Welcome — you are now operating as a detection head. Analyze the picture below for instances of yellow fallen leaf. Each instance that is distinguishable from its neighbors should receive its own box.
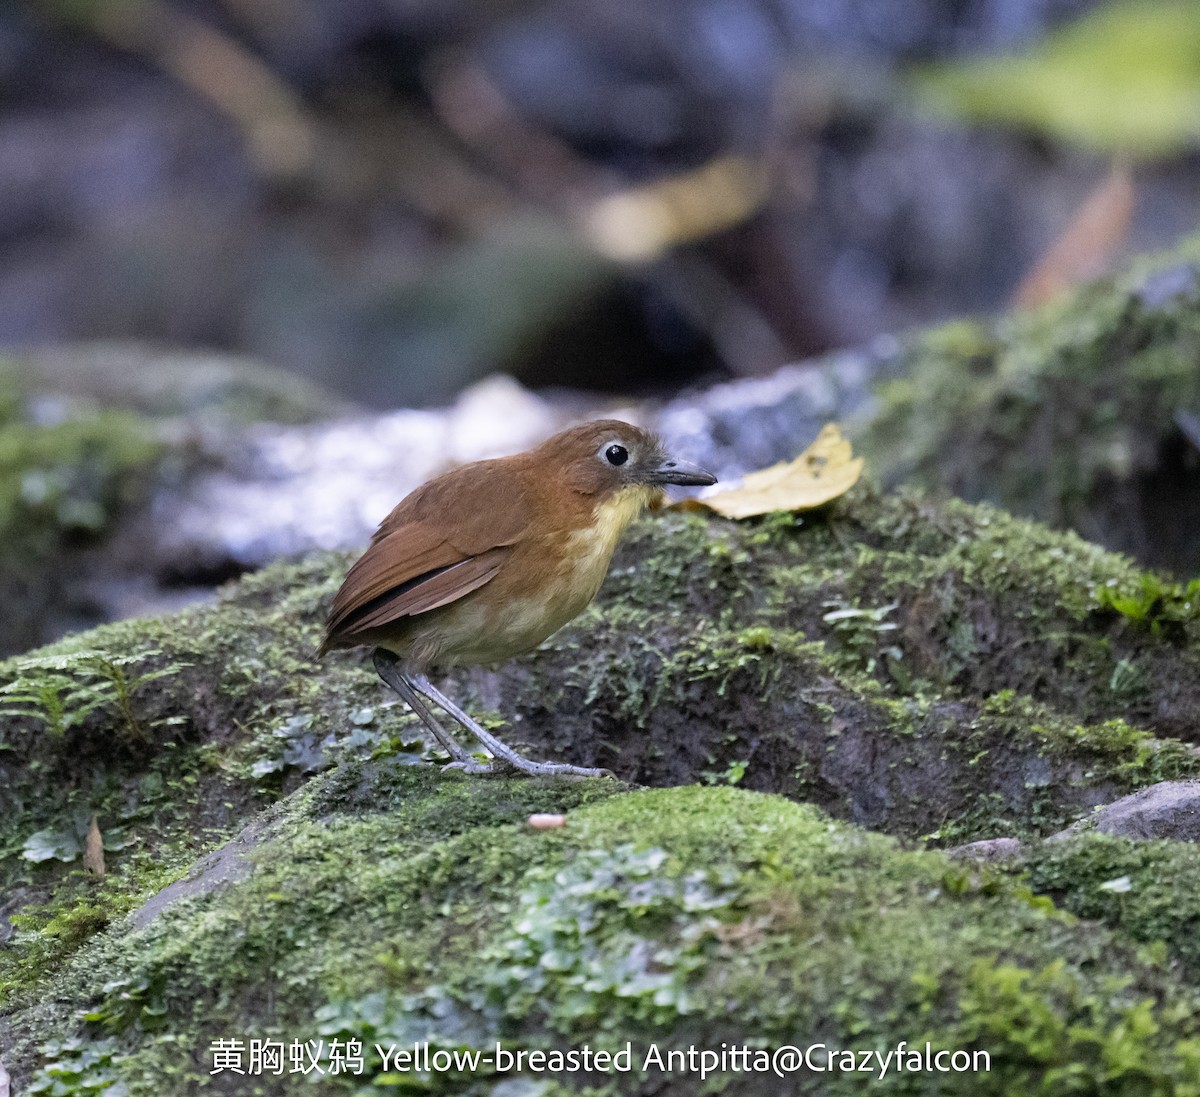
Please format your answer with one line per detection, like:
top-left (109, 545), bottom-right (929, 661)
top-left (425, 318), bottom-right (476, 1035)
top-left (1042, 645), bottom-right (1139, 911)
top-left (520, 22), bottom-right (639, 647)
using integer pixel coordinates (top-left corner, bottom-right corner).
top-left (674, 423), bottom-right (863, 519)
top-left (83, 814), bottom-right (105, 877)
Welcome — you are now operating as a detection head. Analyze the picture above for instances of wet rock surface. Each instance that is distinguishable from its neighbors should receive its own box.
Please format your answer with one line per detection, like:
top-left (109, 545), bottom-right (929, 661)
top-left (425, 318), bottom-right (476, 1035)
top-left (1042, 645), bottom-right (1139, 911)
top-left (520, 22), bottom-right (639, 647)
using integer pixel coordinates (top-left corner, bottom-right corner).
top-left (126, 816), bottom-right (273, 931)
top-left (946, 836), bottom-right (1025, 863)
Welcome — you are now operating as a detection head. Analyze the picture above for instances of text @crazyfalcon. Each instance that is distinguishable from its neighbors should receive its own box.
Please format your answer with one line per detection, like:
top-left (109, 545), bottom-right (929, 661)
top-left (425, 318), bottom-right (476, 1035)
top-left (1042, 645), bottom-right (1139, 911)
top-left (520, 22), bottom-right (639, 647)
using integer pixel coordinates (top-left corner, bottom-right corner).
top-left (368, 1040), bottom-right (992, 1080)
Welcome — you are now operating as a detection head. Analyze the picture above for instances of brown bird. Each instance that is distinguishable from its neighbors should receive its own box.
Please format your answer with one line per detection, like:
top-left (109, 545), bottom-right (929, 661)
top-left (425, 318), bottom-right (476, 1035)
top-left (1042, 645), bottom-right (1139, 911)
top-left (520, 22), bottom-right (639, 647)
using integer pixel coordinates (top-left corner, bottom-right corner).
top-left (318, 419), bottom-right (716, 777)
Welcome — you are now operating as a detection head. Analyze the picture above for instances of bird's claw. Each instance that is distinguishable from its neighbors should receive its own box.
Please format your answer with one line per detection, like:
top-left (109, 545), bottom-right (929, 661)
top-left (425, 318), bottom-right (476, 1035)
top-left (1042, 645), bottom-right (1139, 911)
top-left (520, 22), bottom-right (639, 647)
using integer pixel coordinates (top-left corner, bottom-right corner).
top-left (533, 763), bottom-right (615, 780)
top-left (442, 758), bottom-right (509, 776)
top-left (442, 756), bottom-right (613, 780)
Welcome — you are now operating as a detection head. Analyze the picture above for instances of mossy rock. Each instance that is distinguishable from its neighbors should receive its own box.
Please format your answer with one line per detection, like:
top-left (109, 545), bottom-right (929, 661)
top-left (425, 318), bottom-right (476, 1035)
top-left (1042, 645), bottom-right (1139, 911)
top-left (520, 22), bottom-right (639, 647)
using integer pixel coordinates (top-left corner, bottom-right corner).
top-left (0, 344), bottom-right (346, 657)
top-left (857, 234), bottom-right (1200, 574)
top-left (5, 487), bottom-right (1200, 1091)
top-left (13, 342), bottom-right (340, 427)
top-left (8, 777), bottom-right (1200, 1095)
top-left (1022, 830), bottom-right (1200, 981)
top-left (0, 374), bottom-right (164, 654)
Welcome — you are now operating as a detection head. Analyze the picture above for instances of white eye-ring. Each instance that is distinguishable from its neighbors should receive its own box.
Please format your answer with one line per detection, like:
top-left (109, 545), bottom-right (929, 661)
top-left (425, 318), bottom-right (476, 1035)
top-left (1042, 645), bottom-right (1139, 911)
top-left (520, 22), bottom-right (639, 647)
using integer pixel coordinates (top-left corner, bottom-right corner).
top-left (600, 441), bottom-right (629, 466)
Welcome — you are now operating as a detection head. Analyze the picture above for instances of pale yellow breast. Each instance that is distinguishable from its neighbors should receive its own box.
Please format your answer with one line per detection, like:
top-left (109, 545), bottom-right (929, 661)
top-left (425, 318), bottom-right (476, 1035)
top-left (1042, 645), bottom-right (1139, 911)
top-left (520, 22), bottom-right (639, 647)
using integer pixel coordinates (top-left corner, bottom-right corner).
top-left (409, 484), bottom-right (658, 667)
top-left (560, 484), bottom-right (659, 597)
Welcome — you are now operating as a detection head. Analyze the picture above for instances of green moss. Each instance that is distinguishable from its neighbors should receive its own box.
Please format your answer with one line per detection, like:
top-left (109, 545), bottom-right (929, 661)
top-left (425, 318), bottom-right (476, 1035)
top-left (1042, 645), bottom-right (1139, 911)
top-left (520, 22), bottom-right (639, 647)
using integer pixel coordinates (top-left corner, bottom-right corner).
top-left (1, 847), bottom-right (190, 1001)
top-left (7, 483), bottom-right (1200, 994)
top-left (858, 233), bottom-right (1200, 574)
top-left (0, 402), bottom-right (166, 654)
top-left (0, 412), bottom-right (161, 560)
top-left (484, 496), bottom-right (1200, 842)
top-left (5, 468), bottom-right (1200, 1089)
top-left (0, 748), bottom-right (260, 1007)
top-left (1024, 832), bottom-right (1200, 980)
top-left (916, 692), bottom-right (1200, 846)
top-left (0, 346), bottom-right (352, 655)
top-left (13, 782), bottom-right (1200, 1095)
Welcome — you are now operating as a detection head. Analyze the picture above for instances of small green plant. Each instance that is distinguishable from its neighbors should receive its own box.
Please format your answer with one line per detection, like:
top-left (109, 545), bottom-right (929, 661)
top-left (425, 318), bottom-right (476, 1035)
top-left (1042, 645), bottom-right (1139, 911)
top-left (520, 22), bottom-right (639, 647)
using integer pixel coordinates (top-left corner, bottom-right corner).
top-left (483, 845), bottom-right (738, 1031)
top-left (959, 957), bottom-right (1194, 1089)
top-left (702, 758), bottom-right (748, 786)
top-left (24, 1037), bottom-right (127, 1096)
top-left (0, 648), bottom-right (187, 741)
top-left (822, 600), bottom-right (902, 674)
top-left (83, 974), bottom-right (170, 1033)
top-left (21, 805), bottom-right (127, 866)
top-left (2, 849), bottom-right (186, 1001)
top-left (1108, 656), bottom-right (1149, 698)
top-left (1094, 574), bottom-right (1200, 635)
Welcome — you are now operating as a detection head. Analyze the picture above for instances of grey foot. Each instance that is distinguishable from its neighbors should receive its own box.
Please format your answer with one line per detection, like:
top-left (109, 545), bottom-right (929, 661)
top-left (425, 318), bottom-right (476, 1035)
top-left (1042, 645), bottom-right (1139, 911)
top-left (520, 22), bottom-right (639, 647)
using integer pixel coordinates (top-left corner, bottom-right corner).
top-left (443, 755), bottom-right (614, 780)
top-left (371, 650), bottom-right (614, 780)
top-left (410, 673), bottom-right (614, 779)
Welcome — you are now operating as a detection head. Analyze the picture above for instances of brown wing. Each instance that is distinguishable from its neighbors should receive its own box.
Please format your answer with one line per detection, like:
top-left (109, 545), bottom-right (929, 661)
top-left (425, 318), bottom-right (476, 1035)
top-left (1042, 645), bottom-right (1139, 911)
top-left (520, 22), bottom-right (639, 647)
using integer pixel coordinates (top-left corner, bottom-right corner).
top-left (368, 456), bottom-right (532, 554)
top-left (323, 535), bottom-right (510, 644)
top-left (318, 458), bottom-right (533, 653)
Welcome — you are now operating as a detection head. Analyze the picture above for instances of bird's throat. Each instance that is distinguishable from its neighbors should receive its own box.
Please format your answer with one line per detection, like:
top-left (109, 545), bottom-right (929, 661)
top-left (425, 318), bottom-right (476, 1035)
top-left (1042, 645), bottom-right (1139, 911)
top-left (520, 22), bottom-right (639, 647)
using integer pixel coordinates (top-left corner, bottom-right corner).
top-left (560, 483), bottom-right (661, 595)
top-left (589, 483), bottom-right (661, 551)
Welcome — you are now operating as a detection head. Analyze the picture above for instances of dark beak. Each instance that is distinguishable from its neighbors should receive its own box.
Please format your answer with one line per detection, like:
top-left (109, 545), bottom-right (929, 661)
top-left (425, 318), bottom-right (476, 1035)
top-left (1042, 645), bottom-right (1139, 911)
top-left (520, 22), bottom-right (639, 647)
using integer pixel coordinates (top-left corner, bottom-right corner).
top-left (647, 455), bottom-right (718, 487)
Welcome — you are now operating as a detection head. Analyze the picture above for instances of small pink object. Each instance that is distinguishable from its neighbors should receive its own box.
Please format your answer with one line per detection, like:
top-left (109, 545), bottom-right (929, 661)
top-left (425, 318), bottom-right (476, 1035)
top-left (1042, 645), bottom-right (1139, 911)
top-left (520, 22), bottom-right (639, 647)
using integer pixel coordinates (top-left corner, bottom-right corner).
top-left (527, 814), bottom-right (567, 829)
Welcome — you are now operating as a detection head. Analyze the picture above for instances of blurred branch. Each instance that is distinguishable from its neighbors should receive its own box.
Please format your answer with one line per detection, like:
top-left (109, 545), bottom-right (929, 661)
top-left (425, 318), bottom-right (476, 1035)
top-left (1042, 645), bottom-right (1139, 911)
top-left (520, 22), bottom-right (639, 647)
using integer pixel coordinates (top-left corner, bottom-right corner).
top-left (428, 54), bottom-right (769, 259)
top-left (358, 108), bottom-right (521, 232)
top-left (1012, 162), bottom-right (1135, 310)
top-left (216, 0), bottom-right (319, 47)
top-left (581, 156), bottom-right (768, 262)
top-left (44, 0), bottom-right (315, 179)
top-left (426, 52), bottom-right (611, 206)
top-left (40, 0), bottom-right (523, 229)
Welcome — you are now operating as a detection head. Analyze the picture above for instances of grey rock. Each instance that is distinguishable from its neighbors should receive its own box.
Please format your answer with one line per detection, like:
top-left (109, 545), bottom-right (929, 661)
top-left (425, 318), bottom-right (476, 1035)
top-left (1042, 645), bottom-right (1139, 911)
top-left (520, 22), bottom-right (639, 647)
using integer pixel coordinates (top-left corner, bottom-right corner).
top-left (20, 341), bottom-right (342, 425)
top-left (1055, 781), bottom-right (1200, 842)
top-left (11, 342), bottom-right (901, 645)
top-left (1134, 263), bottom-right (1200, 309)
top-left (128, 817), bottom-right (272, 930)
top-left (656, 340), bottom-right (901, 482)
top-left (146, 349), bottom-right (891, 582)
top-left (147, 373), bottom-right (587, 570)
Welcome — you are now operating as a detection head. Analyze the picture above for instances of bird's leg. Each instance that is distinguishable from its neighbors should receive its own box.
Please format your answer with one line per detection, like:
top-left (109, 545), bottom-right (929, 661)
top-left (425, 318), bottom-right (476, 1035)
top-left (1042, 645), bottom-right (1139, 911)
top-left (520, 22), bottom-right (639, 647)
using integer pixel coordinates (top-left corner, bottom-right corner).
top-left (372, 650), bottom-right (491, 773)
top-left (410, 674), bottom-right (614, 779)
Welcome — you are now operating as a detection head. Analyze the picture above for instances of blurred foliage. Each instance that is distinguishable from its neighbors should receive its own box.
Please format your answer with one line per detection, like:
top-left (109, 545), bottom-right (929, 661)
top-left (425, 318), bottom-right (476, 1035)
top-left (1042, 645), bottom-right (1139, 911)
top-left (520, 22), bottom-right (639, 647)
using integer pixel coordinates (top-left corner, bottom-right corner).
top-left (913, 0), bottom-right (1200, 155)
top-left (0, 413), bottom-right (160, 561)
top-left (10, 0), bottom-right (1200, 401)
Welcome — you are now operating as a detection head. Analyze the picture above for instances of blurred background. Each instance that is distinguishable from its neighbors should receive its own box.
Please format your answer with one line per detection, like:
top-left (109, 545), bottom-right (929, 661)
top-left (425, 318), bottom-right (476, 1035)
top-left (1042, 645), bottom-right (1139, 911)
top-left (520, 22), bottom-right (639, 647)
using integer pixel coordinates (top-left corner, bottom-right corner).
top-left (3, 0), bottom-right (1199, 407)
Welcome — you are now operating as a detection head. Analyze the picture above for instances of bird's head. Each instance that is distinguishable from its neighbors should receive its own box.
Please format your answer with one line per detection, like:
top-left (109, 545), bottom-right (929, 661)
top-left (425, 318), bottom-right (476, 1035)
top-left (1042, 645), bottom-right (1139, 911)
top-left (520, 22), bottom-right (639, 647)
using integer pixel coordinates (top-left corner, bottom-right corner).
top-left (540, 419), bottom-right (717, 498)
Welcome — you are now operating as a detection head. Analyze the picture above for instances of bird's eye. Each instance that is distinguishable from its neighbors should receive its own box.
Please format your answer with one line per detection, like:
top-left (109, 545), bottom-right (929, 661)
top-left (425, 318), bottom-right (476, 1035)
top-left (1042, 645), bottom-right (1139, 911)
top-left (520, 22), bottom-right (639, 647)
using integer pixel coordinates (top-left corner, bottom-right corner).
top-left (604, 443), bottom-right (629, 466)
